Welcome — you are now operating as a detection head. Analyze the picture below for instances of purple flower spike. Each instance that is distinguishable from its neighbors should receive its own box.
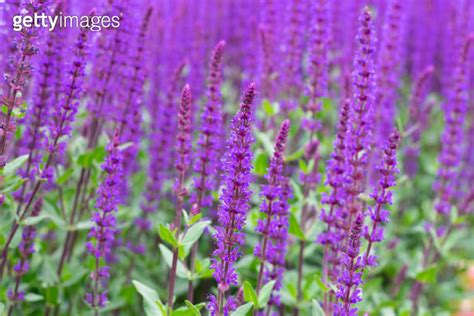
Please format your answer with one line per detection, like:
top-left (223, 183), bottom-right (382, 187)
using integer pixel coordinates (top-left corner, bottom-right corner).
top-left (307, 0), bottom-right (329, 119)
top-left (44, 27), bottom-right (89, 181)
top-left (8, 198), bottom-right (42, 312)
top-left (208, 83), bottom-right (256, 316)
top-left (86, 133), bottom-right (123, 309)
top-left (319, 100), bottom-right (350, 287)
top-left (363, 131), bottom-right (400, 268)
top-left (192, 41), bottom-right (226, 211)
top-left (335, 213), bottom-right (364, 316)
top-left (255, 120), bottom-right (291, 295)
top-left (434, 36), bottom-right (473, 216)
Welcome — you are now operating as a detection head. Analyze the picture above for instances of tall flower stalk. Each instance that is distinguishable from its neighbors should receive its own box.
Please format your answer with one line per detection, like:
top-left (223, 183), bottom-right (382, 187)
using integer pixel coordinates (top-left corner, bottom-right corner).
top-left (208, 83), bottom-right (256, 316)
top-left (7, 198), bottom-right (42, 316)
top-left (0, 0), bottom-right (48, 158)
top-left (255, 120), bottom-right (290, 299)
top-left (0, 27), bottom-right (89, 280)
top-left (188, 40), bottom-right (225, 301)
top-left (168, 85), bottom-right (192, 310)
top-left (85, 133), bottom-right (123, 313)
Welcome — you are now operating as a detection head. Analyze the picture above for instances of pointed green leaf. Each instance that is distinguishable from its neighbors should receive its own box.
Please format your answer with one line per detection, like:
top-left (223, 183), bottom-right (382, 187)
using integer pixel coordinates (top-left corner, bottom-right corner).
top-left (159, 224), bottom-right (179, 248)
top-left (289, 213), bottom-right (305, 240)
top-left (132, 280), bottom-right (164, 316)
top-left (243, 281), bottom-right (259, 307)
top-left (312, 299), bottom-right (325, 316)
top-left (230, 302), bottom-right (253, 316)
top-left (258, 280), bottom-right (276, 307)
top-left (1, 155), bottom-right (29, 176)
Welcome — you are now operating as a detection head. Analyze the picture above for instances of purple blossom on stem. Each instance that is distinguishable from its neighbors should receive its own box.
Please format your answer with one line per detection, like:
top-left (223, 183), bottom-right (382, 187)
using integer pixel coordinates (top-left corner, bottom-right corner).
top-left (433, 35), bottom-right (473, 216)
top-left (168, 84), bottom-right (192, 310)
top-left (0, 0), bottom-right (49, 158)
top-left (187, 41), bottom-right (225, 301)
top-left (319, 100), bottom-right (350, 312)
top-left (14, 28), bottom-right (62, 209)
top-left (374, 0), bottom-right (404, 139)
top-left (335, 213), bottom-right (364, 316)
top-left (7, 198), bottom-right (42, 314)
top-left (208, 83), bottom-right (256, 316)
top-left (306, 0), bottom-right (329, 129)
top-left (255, 120), bottom-right (290, 293)
top-left (45, 27), bottom-right (89, 179)
top-left (85, 133), bottom-right (123, 310)
top-left (363, 131), bottom-right (400, 268)
top-left (404, 66), bottom-right (435, 178)
top-left (334, 8), bottom-right (377, 315)
top-left (191, 40), bottom-right (225, 210)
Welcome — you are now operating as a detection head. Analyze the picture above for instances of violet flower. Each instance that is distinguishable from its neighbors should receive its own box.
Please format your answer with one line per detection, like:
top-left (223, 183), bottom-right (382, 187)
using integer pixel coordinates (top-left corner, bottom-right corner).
top-left (306, 0), bottom-right (329, 128)
top-left (168, 84), bottom-right (192, 309)
top-left (433, 35), bottom-right (472, 216)
top-left (363, 131), bottom-right (400, 268)
top-left (191, 40), bottom-right (225, 211)
top-left (7, 198), bottom-right (42, 314)
top-left (44, 27), bottom-right (89, 180)
top-left (335, 213), bottom-right (364, 315)
top-left (255, 120), bottom-right (290, 292)
top-left (0, 0), bottom-right (49, 158)
top-left (85, 133), bottom-right (123, 309)
top-left (404, 65), bottom-right (434, 178)
top-left (208, 83), bottom-right (256, 316)
top-left (14, 29), bottom-right (62, 208)
top-left (319, 100), bottom-right (350, 288)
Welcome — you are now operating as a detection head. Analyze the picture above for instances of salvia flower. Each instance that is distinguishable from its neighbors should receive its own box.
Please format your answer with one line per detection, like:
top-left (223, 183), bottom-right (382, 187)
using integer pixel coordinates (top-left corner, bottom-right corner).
top-left (363, 131), bottom-right (400, 268)
top-left (433, 35), bottom-right (472, 216)
top-left (335, 213), bottom-right (364, 315)
top-left (85, 133), bottom-right (123, 309)
top-left (404, 66), bottom-right (435, 178)
top-left (319, 100), bottom-right (350, 286)
top-left (44, 27), bottom-right (89, 180)
top-left (208, 83), bottom-right (256, 316)
top-left (306, 0), bottom-right (329, 126)
top-left (0, 0), bottom-right (49, 158)
top-left (7, 198), bottom-right (42, 313)
top-left (191, 41), bottom-right (225, 211)
top-left (255, 120), bottom-right (290, 291)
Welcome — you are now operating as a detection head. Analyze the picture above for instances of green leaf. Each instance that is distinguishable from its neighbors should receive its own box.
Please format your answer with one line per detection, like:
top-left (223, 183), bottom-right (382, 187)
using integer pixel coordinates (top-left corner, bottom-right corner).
top-left (289, 213), bottom-right (305, 240)
top-left (262, 99), bottom-right (276, 116)
top-left (118, 142), bottom-right (134, 151)
top-left (254, 152), bottom-right (269, 176)
top-left (159, 245), bottom-right (190, 279)
top-left (415, 265), bottom-right (438, 284)
top-left (132, 280), bottom-right (164, 316)
top-left (184, 300), bottom-right (202, 315)
top-left (181, 221), bottom-right (211, 246)
top-left (243, 281), bottom-right (259, 307)
top-left (24, 293), bottom-right (44, 302)
top-left (230, 302), bottom-right (253, 316)
top-left (1, 154), bottom-right (29, 176)
top-left (21, 213), bottom-right (51, 226)
top-left (313, 273), bottom-right (329, 293)
top-left (159, 224), bottom-right (179, 248)
top-left (298, 159), bottom-right (309, 174)
top-left (0, 302), bottom-right (4, 314)
top-left (312, 299), bottom-right (325, 316)
top-left (188, 213), bottom-right (202, 226)
top-left (253, 129), bottom-right (274, 156)
top-left (258, 280), bottom-right (276, 307)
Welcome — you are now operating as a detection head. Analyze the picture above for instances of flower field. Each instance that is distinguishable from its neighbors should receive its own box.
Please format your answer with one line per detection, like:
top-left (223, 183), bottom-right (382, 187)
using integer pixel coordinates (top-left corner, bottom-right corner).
top-left (0, 0), bottom-right (473, 315)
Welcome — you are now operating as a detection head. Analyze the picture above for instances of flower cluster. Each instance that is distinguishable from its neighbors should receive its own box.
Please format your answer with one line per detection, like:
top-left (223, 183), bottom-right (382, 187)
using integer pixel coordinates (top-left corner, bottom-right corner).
top-left (209, 83), bottom-right (256, 315)
top-left (191, 41), bottom-right (225, 211)
top-left (255, 120), bottom-right (290, 296)
top-left (85, 134), bottom-right (123, 309)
